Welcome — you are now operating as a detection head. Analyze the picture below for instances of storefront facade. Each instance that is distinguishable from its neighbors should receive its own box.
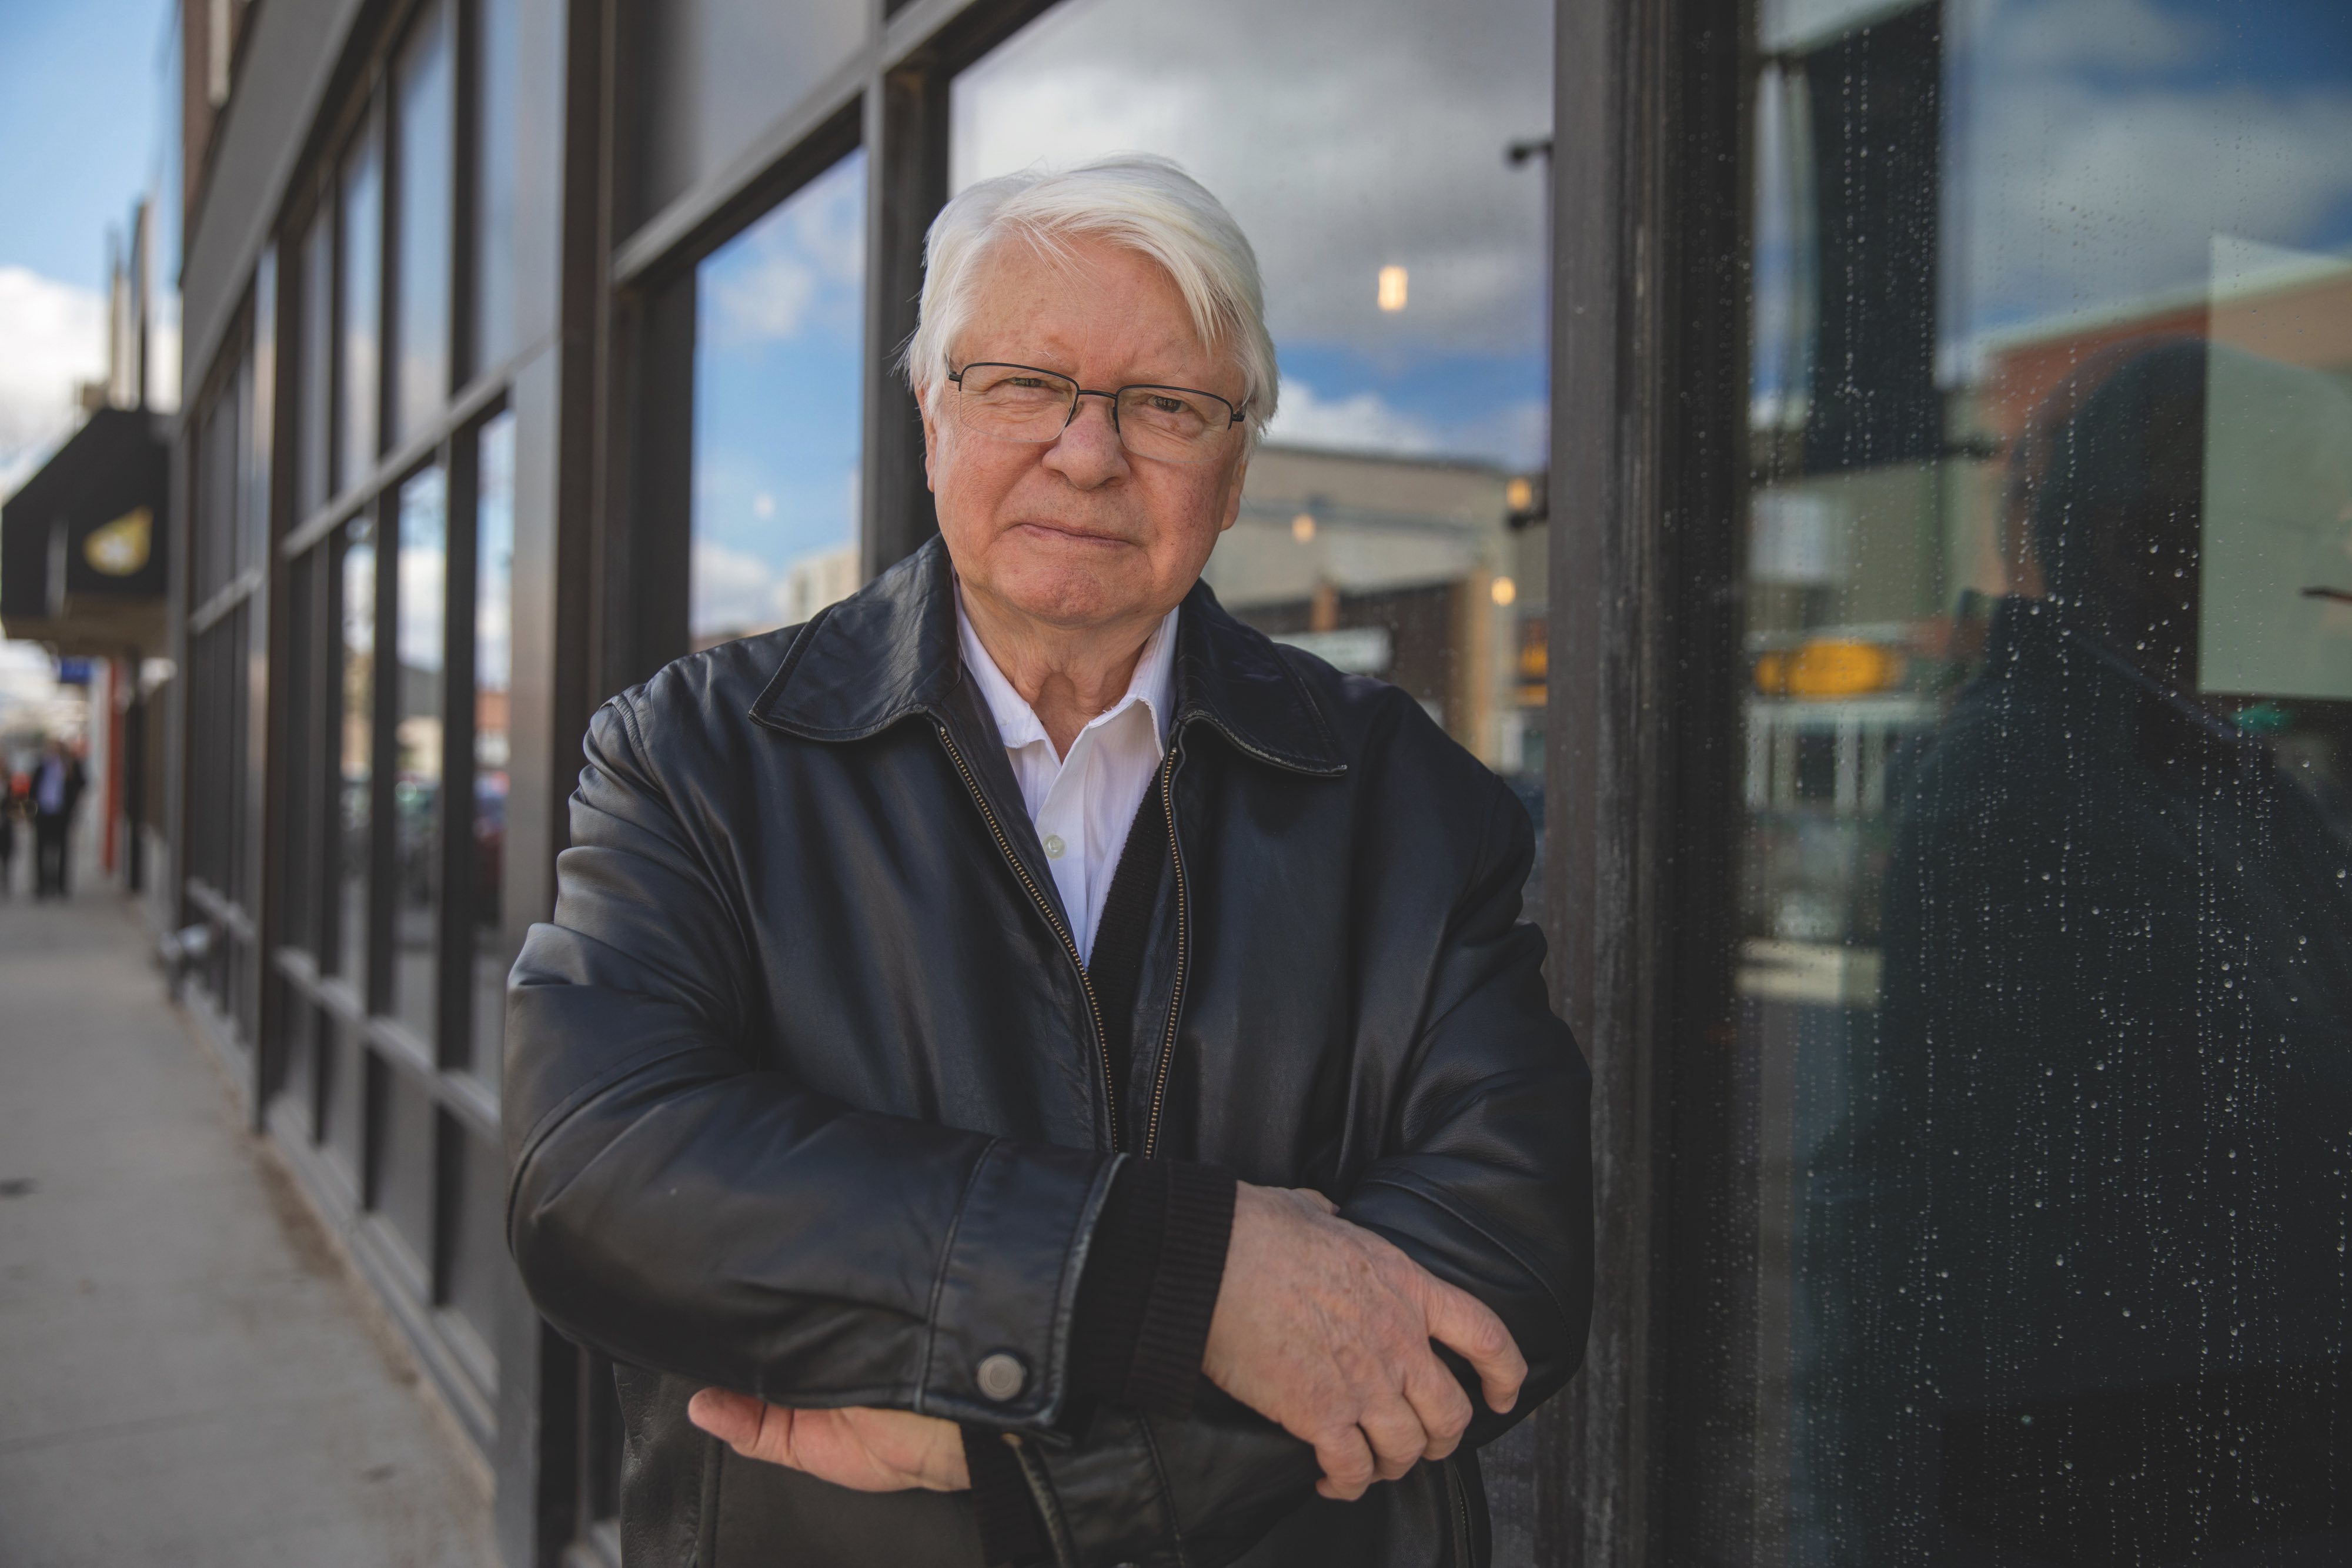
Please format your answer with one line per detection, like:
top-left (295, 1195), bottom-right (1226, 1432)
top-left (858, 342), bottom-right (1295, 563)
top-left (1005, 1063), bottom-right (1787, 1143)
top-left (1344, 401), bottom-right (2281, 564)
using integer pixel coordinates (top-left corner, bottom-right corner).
top-left (170, 0), bottom-right (2352, 1561)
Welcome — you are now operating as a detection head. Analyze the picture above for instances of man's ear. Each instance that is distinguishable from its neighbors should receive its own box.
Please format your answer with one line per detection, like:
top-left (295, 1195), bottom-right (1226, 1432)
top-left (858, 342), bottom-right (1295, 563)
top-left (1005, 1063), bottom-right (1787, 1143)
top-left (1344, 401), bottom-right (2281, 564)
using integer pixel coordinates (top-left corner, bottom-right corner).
top-left (1218, 457), bottom-right (1250, 534)
top-left (920, 393), bottom-right (940, 493)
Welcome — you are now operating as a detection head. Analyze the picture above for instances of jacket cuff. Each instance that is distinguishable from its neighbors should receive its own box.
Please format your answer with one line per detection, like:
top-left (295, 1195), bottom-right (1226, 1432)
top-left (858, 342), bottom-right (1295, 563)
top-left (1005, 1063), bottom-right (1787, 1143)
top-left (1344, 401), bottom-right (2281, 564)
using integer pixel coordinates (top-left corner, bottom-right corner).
top-left (963, 1426), bottom-right (1045, 1566)
top-left (922, 1139), bottom-right (1115, 1427)
top-left (1068, 1159), bottom-right (1237, 1418)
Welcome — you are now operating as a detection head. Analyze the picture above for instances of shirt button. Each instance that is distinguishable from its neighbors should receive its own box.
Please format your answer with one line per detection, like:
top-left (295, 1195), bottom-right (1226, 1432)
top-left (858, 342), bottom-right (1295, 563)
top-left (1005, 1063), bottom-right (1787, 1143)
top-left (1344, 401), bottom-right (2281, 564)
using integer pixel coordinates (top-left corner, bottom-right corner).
top-left (1043, 834), bottom-right (1066, 860)
top-left (977, 1352), bottom-right (1027, 1402)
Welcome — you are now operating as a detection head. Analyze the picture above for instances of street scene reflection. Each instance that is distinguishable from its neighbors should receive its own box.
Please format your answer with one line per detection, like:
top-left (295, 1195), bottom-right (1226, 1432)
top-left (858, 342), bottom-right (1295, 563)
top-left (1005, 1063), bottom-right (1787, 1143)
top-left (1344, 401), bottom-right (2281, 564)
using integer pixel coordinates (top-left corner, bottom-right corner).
top-left (1727, 0), bottom-right (2352, 1560)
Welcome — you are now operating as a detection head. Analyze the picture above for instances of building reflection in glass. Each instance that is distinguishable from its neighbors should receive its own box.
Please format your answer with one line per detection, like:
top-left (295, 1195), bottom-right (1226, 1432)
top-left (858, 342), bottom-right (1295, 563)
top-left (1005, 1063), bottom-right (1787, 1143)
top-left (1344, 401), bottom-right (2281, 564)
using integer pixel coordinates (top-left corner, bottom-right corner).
top-left (1718, 0), bottom-right (2352, 1560)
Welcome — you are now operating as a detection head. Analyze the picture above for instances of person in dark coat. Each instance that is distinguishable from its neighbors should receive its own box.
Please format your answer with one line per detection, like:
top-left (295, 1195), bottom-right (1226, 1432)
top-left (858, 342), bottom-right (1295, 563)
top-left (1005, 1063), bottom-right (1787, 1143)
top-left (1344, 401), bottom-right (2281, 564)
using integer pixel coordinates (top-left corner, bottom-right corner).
top-left (0, 768), bottom-right (25, 896)
top-left (1807, 340), bottom-right (2352, 1564)
top-left (503, 156), bottom-right (1591, 1568)
top-left (31, 739), bottom-right (88, 900)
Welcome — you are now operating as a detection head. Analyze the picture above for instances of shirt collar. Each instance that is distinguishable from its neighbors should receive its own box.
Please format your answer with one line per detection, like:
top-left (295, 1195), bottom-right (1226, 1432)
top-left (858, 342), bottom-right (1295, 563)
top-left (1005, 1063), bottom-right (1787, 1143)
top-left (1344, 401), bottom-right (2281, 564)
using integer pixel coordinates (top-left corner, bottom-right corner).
top-left (954, 584), bottom-right (1179, 758)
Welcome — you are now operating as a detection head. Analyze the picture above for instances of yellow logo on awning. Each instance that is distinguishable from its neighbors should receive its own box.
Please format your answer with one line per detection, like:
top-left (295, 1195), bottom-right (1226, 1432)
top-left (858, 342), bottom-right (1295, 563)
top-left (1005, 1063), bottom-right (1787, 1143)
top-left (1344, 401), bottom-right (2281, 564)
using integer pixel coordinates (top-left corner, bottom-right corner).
top-left (85, 507), bottom-right (152, 576)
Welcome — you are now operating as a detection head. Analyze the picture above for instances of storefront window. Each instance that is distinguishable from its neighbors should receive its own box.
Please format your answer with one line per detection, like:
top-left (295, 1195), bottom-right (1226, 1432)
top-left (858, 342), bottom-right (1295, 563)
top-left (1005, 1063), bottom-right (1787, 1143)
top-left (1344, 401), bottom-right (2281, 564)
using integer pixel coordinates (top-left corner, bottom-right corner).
top-left (391, 0), bottom-right (453, 445)
top-left (336, 516), bottom-right (376, 991)
top-left (472, 410), bottom-right (516, 1074)
top-left (689, 151), bottom-right (866, 648)
top-left (339, 123), bottom-right (383, 493)
top-left (634, 0), bottom-right (865, 217)
top-left (1695, 1), bottom-right (2352, 1559)
top-left (298, 211), bottom-right (333, 518)
top-left (952, 0), bottom-right (1553, 822)
top-left (391, 466), bottom-right (446, 1044)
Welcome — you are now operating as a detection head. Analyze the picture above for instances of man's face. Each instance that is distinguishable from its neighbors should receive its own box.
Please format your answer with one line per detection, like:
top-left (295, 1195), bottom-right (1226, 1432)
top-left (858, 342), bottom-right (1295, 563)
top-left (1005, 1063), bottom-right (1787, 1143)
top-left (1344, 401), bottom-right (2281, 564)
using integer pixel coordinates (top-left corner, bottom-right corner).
top-left (922, 235), bottom-right (1251, 634)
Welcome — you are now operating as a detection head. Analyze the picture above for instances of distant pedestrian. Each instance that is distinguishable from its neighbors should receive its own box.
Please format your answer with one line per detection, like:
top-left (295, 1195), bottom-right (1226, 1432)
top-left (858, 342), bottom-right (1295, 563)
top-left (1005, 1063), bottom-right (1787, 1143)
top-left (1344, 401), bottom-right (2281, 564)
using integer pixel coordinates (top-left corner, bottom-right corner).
top-left (31, 741), bottom-right (86, 900)
top-left (0, 769), bottom-right (25, 896)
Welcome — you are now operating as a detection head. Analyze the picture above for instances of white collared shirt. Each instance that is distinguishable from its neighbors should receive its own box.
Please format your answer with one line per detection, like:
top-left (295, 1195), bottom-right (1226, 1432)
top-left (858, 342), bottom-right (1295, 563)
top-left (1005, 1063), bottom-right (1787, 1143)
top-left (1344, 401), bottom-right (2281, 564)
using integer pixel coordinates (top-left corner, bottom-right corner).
top-left (955, 591), bottom-right (1178, 965)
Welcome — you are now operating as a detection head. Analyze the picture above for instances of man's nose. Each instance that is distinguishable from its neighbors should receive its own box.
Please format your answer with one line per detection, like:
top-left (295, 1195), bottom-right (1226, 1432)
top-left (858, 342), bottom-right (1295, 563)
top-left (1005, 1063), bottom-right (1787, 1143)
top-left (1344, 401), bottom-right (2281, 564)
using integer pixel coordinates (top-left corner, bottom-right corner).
top-left (1044, 394), bottom-right (1130, 485)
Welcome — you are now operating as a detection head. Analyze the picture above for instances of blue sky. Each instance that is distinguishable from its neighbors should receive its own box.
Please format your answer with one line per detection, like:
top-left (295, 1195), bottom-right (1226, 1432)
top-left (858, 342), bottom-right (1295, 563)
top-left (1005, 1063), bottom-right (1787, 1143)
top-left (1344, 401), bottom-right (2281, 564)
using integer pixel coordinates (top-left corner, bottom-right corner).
top-left (0, 0), bottom-right (177, 503)
top-left (0, 0), bottom-right (174, 287)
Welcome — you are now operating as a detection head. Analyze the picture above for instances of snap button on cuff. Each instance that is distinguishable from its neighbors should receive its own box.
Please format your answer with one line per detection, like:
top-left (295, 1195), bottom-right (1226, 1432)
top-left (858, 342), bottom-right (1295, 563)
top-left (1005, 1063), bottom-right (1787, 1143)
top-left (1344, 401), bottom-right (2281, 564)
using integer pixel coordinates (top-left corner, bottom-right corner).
top-left (976, 1352), bottom-right (1027, 1402)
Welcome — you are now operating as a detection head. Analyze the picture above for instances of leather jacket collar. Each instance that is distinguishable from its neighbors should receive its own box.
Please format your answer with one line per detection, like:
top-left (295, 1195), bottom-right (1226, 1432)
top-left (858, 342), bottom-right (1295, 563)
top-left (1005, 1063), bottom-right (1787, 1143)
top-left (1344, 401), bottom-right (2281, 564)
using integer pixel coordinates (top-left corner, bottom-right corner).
top-left (750, 534), bottom-right (1347, 776)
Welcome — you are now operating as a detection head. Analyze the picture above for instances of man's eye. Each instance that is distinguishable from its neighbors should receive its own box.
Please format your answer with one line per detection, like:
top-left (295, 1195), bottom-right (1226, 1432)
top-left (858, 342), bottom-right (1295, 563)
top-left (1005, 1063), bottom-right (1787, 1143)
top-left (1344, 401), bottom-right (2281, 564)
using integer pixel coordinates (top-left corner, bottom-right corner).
top-left (1145, 395), bottom-right (1188, 414)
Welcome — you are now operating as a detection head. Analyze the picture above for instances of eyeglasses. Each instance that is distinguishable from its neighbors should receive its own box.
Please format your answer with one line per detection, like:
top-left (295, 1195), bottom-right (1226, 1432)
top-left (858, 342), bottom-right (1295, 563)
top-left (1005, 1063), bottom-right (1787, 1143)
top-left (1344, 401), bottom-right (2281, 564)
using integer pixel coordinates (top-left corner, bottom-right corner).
top-left (946, 362), bottom-right (1248, 466)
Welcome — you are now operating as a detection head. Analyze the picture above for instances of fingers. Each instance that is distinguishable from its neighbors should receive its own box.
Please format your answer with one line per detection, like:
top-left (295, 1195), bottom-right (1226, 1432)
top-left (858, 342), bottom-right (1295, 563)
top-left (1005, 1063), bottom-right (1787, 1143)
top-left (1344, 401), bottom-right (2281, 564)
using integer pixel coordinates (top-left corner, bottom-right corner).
top-left (687, 1387), bottom-right (766, 1451)
top-left (1355, 1387), bottom-right (1430, 1484)
top-left (1418, 1276), bottom-right (1528, 1413)
top-left (1398, 1350), bottom-right (1476, 1463)
top-left (1310, 1424), bottom-right (1379, 1502)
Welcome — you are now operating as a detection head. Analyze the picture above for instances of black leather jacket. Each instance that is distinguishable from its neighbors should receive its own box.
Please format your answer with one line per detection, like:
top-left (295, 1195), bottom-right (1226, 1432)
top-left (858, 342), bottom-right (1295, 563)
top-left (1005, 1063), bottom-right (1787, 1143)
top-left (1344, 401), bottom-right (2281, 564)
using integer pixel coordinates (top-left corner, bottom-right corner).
top-left (505, 539), bottom-right (1592, 1567)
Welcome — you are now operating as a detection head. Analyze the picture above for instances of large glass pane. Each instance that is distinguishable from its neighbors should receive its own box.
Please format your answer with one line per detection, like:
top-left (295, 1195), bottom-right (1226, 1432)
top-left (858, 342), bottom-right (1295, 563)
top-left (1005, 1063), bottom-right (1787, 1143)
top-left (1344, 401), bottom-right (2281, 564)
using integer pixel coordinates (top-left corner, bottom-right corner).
top-left (471, 412), bottom-right (516, 1075)
top-left (690, 151), bottom-right (865, 648)
top-left (336, 516), bottom-right (375, 991)
top-left (339, 123), bottom-right (383, 492)
top-left (473, 0), bottom-right (519, 370)
top-left (1686, 2), bottom-right (2352, 1560)
top-left (635, 0), bottom-right (866, 216)
top-left (392, 0), bottom-right (453, 444)
top-left (392, 466), bottom-right (446, 1044)
top-left (953, 0), bottom-right (1552, 828)
top-left (299, 210), bottom-right (332, 518)
top-left (280, 550), bottom-right (318, 955)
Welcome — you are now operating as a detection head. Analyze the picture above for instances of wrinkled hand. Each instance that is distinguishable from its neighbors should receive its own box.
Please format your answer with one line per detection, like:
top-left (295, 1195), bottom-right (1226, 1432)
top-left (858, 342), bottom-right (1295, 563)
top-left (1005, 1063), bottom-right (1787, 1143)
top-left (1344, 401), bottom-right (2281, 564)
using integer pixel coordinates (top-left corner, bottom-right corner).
top-left (1203, 1184), bottom-right (1526, 1502)
top-left (687, 1389), bottom-right (970, 1492)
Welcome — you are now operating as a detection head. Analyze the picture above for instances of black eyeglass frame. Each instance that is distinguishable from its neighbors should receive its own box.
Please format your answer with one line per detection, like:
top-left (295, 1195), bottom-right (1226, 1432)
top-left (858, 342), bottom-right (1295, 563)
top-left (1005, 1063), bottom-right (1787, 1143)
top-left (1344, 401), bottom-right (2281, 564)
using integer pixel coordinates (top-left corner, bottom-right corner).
top-left (946, 361), bottom-right (1252, 444)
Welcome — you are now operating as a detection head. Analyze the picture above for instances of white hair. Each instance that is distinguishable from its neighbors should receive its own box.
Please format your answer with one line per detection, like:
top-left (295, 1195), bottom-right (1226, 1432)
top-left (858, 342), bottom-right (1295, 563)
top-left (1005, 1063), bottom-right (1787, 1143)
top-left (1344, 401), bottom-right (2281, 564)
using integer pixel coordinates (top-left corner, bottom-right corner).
top-left (901, 154), bottom-right (1279, 442)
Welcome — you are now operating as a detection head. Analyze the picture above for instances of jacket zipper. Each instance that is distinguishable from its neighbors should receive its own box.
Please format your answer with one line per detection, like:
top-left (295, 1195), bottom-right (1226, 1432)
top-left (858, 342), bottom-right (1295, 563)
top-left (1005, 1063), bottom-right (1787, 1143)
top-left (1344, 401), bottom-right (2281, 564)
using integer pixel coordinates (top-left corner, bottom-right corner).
top-left (1138, 740), bottom-right (1188, 1159)
top-left (1445, 1456), bottom-right (1473, 1564)
top-left (934, 722), bottom-right (1124, 1151)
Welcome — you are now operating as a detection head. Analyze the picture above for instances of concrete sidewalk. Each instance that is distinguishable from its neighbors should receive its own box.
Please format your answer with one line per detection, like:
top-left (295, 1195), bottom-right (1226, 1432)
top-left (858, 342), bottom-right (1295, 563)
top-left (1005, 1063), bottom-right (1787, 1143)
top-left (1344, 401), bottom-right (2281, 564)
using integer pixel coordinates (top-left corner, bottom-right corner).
top-left (0, 888), bottom-right (498, 1568)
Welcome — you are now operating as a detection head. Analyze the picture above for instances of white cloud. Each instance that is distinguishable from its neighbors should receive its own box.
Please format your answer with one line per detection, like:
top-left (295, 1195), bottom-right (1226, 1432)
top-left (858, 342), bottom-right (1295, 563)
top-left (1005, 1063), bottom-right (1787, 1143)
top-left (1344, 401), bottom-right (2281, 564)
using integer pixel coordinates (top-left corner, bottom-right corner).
top-left (0, 268), bottom-right (106, 503)
top-left (1962, 89), bottom-right (2352, 340)
top-left (1263, 379), bottom-right (1442, 456)
top-left (704, 158), bottom-right (867, 345)
top-left (690, 539), bottom-right (779, 640)
top-left (950, 0), bottom-right (1552, 361)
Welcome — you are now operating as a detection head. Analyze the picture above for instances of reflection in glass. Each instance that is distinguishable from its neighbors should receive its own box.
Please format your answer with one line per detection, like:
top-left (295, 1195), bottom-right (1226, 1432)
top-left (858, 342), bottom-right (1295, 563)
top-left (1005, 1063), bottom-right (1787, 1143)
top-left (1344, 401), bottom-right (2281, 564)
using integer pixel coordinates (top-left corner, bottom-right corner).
top-left (337, 517), bottom-right (375, 991)
top-left (392, 467), bottom-right (446, 1044)
top-left (635, 0), bottom-right (866, 216)
top-left (690, 151), bottom-right (865, 648)
top-left (299, 211), bottom-right (332, 517)
top-left (339, 125), bottom-right (382, 493)
top-left (472, 412), bottom-right (516, 1074)
top-left (953, 0), bottom-right (1553, 830)
top-left (282, 550), bottom-right (318, 955)
top-left (1708, 1), bottom-right (2352, 1560)
top-left (392, 0), bottom-right (453, 444)
top-left (473, 0), bottom-right (519, 370)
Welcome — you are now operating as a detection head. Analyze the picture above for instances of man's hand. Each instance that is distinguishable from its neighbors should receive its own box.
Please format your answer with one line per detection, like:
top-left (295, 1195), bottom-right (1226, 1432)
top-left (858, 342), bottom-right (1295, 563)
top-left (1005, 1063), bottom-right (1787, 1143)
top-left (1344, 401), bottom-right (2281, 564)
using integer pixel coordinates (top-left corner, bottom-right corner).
top-left (687, 1389), bottom-right (970, 1492)
top-left (1203, 1184), bottom-right (1527, 1502)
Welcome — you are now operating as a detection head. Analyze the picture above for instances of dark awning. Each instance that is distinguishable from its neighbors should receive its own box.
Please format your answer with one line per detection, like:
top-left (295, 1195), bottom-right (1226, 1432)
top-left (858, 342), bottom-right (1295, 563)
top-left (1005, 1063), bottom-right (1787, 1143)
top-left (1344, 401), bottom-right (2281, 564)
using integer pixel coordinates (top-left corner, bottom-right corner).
top-left (0, 407), bottom-right (170, 657)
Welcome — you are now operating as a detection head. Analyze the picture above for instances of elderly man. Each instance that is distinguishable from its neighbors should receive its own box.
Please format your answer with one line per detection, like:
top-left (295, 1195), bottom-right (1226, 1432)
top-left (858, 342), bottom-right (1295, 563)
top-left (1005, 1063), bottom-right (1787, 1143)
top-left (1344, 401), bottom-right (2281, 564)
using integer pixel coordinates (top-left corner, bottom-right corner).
top-left (506, 156), bottom-right (1589, 1567)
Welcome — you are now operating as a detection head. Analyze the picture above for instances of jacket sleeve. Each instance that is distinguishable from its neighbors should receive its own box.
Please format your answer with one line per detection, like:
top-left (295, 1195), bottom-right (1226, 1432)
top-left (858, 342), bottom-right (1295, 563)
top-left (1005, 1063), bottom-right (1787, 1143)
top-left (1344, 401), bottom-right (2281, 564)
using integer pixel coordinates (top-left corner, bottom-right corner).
top-left (1023, 774), bottom-right (1595, 1568)
top-left (502, 694), bottom-right (1120, 1429)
